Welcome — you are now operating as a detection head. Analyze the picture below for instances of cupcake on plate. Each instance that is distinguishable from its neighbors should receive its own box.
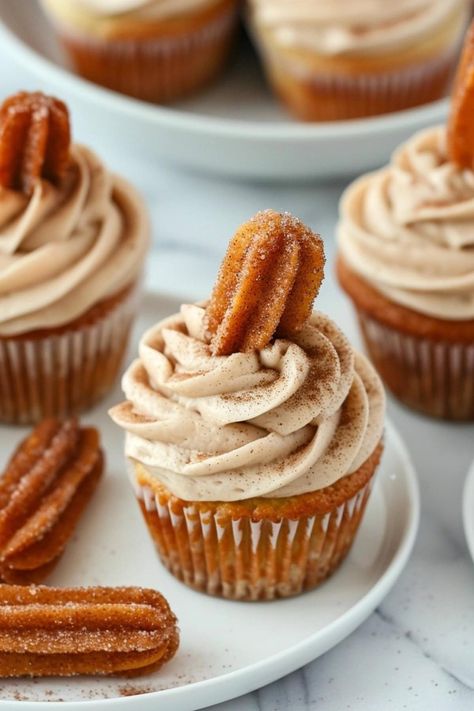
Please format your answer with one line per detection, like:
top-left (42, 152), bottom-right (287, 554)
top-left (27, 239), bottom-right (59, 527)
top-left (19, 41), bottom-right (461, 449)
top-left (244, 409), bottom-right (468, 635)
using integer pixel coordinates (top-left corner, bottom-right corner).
top-left (0, 91), bottom-right (149, 424)
top-left (110, 210), bottom-right (385, 601)
top-left (246, 0), bottom-right (468, 121)
top-left (337, 22), bottom-right (474, 420)
top-left (40, 0), bottom-right (240, 104)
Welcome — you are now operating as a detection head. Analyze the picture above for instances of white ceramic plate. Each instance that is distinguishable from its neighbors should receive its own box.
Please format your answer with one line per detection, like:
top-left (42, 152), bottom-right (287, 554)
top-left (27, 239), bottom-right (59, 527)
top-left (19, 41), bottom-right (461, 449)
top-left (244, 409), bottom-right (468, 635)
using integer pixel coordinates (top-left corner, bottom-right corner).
top-left (0, 2), bottom-right (448, 180)
top-left (463, 458), bottom-right (474, 562)
top-left (0, 292), bottom-right (419, 711)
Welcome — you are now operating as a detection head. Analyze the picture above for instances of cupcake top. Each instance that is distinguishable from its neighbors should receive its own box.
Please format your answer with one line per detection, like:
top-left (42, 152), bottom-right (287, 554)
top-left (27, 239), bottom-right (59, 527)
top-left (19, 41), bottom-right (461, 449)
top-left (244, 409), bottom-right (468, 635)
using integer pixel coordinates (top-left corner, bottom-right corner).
top-left (248, 0), bottom-right (467, 56)
top-left (0, 92), bottom-right (149, 336)
top-left (41, 0), bottom-right (224, 26)
top-left (338, 126), bottom-right (474, 320)
top-left (110, 211), bottom-right (385, 502)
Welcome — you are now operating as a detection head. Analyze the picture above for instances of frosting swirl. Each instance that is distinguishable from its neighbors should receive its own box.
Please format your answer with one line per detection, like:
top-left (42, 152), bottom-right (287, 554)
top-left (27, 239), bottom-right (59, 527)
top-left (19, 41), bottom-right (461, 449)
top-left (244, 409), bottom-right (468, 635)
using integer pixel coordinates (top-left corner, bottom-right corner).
top-left (248, 0), bottom-right (467, 56)
top-left (0, 144), bottom-right (149, 336)
top-left (110, 304), bottom-right (385, 502)
top-left (41, 0), bottom-right (222, 24)
top-left (338, 126), bottom-right (474, 321)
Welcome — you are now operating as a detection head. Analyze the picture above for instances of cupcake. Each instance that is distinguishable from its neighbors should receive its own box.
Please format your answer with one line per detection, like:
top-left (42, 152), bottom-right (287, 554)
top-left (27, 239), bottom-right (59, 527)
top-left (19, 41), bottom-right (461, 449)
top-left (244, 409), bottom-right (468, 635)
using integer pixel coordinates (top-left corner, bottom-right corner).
top-left (337, 22), bottom-right (474, 420)
top-left (246, 0), bottom-right (469, 121)
top-left (110, 210), bottom-right (385, 601)
top-left (40, 0), bottom-right (240, 104)
top-left (0, 91), bottom-right (149, 424)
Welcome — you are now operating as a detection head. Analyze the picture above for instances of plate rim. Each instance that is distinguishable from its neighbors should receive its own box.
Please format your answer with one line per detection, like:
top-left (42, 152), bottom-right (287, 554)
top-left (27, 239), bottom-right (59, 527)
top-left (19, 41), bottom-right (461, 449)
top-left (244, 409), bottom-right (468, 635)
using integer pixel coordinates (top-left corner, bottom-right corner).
top-left (0, 287), bottom-right (420, 711)
top-left (463, 458), bottom-right (474, 562)
top-left (0, 7), bottom-right (448, 142)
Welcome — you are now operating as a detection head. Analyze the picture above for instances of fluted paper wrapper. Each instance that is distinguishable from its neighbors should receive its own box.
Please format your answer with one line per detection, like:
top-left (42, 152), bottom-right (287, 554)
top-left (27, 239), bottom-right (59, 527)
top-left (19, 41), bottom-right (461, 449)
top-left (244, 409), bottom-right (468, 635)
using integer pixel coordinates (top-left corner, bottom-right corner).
top-left (260, 45), bottom-right (458, 121)
top-left (0, 286), bottom-right (139, 425)
top-left (49, 2), bottom-right (238, 103)
top-left (132, 472), bottom-right (375, 601)
top-left (358, 311), bottom-right (474, 421)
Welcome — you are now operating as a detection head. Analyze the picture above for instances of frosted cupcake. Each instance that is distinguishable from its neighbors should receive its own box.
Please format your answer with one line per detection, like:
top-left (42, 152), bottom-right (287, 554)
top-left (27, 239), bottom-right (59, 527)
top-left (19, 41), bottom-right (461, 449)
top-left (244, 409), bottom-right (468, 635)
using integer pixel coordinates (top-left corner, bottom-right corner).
top-left (40, 0), bottom-right (240, 103)
top-left (247, 0), bottom-right (468, 121)
top-left (0, 91), bottom-right (149, 424)
top-left (337, 23), bottom-right (474, 419)
top-left (111, 211), bottom-right (385, 601)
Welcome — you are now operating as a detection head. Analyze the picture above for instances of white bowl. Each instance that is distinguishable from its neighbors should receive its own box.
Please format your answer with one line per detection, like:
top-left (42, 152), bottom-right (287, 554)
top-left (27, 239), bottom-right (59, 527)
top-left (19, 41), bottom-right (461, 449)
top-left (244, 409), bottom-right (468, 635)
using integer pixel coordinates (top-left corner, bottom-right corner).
top-left (0, 1), bottom-right (448, 181)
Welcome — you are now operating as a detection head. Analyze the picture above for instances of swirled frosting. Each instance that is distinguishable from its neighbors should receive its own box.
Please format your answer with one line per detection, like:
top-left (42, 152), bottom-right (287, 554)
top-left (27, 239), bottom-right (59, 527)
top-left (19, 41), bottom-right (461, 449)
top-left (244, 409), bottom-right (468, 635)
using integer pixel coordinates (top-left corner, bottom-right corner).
top-left (248, 0), bottom-right (467, 56)
top-left (110, 304), bottom-right (385, 502)
top-left (338, 126), bottom-right (474, 321)
top-left (0, 144), bottom-right (149, 336)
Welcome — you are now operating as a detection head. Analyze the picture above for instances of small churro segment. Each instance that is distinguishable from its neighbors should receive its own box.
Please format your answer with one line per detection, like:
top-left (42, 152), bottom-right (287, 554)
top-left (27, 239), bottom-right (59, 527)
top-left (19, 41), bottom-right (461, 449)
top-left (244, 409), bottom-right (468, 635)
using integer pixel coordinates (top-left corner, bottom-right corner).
top-left (0, 419), bottom-right (103, 584)
top-left (0, 91), bottom-right (71, 195)
top-left (0, 585), bottom-right (179, 677)
top-left (206, 210), bottom-right (325, 355)
top-left (447, 21), bottom-right (474, 169)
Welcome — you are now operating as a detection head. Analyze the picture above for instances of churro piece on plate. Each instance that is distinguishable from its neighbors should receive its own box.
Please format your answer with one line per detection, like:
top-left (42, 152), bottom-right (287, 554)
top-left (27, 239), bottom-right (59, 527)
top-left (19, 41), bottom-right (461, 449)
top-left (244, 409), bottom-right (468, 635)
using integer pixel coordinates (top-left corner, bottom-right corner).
top-left (0, 585), bottom-right (179, 677)
top-left (0, 418), bottom-right (103, 583)
top-left (206, 210), bottom-right (325, 355)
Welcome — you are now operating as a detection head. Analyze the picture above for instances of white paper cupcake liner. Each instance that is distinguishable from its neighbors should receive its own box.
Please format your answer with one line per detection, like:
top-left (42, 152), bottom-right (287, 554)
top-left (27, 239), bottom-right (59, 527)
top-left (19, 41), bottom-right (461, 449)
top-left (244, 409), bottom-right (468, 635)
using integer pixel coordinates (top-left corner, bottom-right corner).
top-left (358, 312), bottom-right (474, 420)
top-left (0, 286), bottom-right (139, 425)
top-left (132, 474), bottom-right (374, 601)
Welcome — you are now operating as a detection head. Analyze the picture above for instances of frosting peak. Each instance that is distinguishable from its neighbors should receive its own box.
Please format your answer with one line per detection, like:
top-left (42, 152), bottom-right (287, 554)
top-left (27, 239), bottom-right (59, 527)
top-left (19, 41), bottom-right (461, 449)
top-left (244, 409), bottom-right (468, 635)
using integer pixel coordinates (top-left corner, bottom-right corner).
top-left (338, 126), bottom-right (474, 320)
top-left (0, 144), bottom-right (149, 336)
top-left (110, 304), bottom-right (385, 502)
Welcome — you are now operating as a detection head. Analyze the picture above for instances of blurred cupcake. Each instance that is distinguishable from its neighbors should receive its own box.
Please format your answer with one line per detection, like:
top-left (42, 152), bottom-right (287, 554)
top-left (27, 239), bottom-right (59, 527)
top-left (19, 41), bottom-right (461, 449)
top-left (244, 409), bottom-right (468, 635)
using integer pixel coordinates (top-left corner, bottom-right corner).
top-left (40, 0), bottom-right (240, 103)
top-left (0, 91), bottom-right (149, 424)
top-left (247, 0), bottom-right (468, 121)
top-left (111, 210), bottom-right (385, 601)
top-left (337, 23), bottom-right (474, 420)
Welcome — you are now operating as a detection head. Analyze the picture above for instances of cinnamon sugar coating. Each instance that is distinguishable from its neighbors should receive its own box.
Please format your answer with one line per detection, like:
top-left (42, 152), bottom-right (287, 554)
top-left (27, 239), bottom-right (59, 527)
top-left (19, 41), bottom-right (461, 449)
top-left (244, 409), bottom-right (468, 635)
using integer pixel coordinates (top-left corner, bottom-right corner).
top-left (0, 419), bottom-right (103, 583)
top-left (448, 20), bottom-right (474, 169)
top-left (0, 585), bottom-right (179, 677)
top-left (206, 210), bottom-right (325, 355)
top-left (0, 92), bottom-right (71, 195)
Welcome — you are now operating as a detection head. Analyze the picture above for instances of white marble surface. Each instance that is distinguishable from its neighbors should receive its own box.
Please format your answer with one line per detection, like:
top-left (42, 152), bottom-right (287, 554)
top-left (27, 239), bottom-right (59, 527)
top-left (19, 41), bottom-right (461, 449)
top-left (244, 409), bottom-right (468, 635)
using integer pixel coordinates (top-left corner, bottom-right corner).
top-left (1, 52), bottom-right (474, 711)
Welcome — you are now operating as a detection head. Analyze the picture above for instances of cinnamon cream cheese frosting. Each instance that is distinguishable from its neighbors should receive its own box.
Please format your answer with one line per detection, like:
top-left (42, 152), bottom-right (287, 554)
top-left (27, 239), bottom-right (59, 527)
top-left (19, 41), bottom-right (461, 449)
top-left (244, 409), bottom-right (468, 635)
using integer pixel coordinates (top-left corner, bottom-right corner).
top-left (110, 303), bottom-right (385, 502)
top-left (338, 126), bottom-right (474, 321)
top-left (247, 0), bottom-right (467, 56)
top-left (0, 144), bottom-right (149, 336)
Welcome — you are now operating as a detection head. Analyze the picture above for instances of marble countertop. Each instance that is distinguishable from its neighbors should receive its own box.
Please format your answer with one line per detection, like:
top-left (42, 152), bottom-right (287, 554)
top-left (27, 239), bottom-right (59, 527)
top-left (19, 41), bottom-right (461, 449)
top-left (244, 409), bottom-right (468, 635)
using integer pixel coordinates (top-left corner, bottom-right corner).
top-left (1, 54), bottom-right (474, 711)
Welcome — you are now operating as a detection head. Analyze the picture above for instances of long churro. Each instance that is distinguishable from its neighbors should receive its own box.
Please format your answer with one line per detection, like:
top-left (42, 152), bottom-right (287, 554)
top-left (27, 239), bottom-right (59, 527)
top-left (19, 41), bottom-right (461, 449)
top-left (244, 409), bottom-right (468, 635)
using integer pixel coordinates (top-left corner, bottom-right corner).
top-left (0, 585), bottom-right (179, 677)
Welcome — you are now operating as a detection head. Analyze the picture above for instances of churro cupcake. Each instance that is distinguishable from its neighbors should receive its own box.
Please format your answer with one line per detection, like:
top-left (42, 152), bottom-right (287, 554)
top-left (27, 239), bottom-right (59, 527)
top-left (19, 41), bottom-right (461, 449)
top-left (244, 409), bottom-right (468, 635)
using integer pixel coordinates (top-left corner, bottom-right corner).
top-left (247, 0), bottom-right (468, 121)
top-left (40, 0), bottom-right (240, 103)
top-left (110, 211), bottom-right (385, 601)
top-left (337, 24), bottom-right (474, 420)
top-left (0, 91), bottom-right (149, 424)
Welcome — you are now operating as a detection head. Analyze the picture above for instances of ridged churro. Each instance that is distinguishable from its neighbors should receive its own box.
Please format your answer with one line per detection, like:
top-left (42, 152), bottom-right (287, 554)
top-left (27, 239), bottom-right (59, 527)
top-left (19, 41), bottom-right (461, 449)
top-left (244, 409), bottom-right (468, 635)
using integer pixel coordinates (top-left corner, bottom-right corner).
top-left (448, 20), bottom-right (474, 169)
top-left (0, 419), bottom-right (103, 583)
top-left (0, 585), bottom-right (179, 677)
top-left (206, 210), bottom-right (325, 355)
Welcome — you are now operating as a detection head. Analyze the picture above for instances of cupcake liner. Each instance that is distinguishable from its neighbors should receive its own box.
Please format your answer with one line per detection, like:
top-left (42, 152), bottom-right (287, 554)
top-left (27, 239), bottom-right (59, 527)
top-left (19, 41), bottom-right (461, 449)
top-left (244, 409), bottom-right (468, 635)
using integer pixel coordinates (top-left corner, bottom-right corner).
top-left (357, 310), bottom-right (474, 420)
top-left (132, 473), bottom-right (375, 601)
top-left (0, 285), bottom-right (139, 425)
top-left (51, 2), bottom-right (239, 103)
top-left (261, 44), bottom-right (459, 121)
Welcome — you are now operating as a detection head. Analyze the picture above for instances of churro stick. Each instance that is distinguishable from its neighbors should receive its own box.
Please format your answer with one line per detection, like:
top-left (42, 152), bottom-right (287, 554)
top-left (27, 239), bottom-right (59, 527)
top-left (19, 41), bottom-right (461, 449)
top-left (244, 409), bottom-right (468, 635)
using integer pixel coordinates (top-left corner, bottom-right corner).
top-left (0, 585), bottom-right (179, 677)
top-left (0, 419), bottom-right (103, 583)
top-left (447, 20), bottom-right (474, 169)
top-left (206, 210), bottom-right (325, 355)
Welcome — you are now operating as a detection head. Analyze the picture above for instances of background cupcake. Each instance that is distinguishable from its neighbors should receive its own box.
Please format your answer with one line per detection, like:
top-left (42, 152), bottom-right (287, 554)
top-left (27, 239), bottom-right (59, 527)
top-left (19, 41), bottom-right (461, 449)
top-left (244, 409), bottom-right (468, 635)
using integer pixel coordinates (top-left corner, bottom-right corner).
top-left (247, 0), bottom-right (468, 121)
top-left (0, 91), bottom-right (149, 424)
top-left (111, 211), bottom-right (385, 601)
top-left (337, 24), bottom-right (474, 419)
top-left (40, 0), bottom-right (240, 104)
